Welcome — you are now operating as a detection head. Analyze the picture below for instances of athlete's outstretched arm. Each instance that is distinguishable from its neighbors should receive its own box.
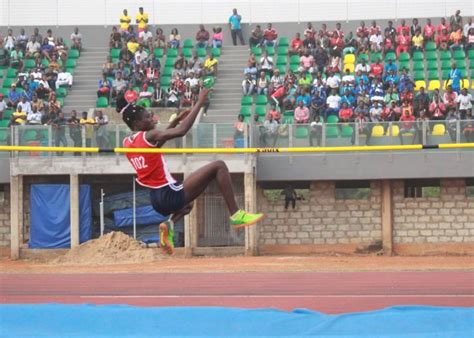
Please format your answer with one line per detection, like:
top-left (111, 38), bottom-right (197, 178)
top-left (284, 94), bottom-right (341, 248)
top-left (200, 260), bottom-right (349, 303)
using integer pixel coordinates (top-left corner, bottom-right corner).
top-left (146, 89), bottom-right (210, 145)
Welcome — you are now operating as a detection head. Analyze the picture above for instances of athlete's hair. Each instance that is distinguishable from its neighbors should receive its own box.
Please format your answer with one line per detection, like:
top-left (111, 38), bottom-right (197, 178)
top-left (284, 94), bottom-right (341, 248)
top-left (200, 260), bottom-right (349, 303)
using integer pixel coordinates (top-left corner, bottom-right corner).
top-left (116, 95), bottom-right (145, 130)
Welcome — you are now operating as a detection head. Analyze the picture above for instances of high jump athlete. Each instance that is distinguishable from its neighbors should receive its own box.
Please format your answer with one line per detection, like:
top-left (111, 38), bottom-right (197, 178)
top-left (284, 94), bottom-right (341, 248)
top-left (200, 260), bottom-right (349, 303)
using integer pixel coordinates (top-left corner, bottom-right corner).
top-left (119, 89), bottom-right (264, 254)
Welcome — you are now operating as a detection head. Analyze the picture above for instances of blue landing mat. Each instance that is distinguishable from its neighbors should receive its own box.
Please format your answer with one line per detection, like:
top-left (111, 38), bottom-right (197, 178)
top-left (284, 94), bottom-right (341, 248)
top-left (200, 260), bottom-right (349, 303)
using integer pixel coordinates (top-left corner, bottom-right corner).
top-left (0, 305), bottom-right (473, 337)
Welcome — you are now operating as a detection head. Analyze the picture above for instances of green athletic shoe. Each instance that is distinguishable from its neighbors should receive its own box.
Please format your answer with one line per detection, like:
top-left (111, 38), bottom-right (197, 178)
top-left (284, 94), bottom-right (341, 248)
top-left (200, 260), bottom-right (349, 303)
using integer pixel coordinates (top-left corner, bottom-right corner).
top-left (229, 210), bottom-right (265, 228)
top-left (159, 220), bottom-right (174, 255)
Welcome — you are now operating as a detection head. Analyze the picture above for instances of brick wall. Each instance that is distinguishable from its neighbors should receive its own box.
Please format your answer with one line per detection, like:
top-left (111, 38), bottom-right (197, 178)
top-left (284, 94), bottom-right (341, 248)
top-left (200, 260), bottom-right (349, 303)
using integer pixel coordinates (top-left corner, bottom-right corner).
top-left (258, 181), bottom-right (382, 246)
top-left (0, 184), bottom-right (11, 247)
top-left (393, 179), bottom-right (474, 244)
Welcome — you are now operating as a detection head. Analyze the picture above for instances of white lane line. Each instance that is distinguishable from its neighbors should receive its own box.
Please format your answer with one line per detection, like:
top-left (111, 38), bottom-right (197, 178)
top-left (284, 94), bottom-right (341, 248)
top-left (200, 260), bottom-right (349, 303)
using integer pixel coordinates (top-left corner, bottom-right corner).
top-left (80, 295), bottom-right (474, 299)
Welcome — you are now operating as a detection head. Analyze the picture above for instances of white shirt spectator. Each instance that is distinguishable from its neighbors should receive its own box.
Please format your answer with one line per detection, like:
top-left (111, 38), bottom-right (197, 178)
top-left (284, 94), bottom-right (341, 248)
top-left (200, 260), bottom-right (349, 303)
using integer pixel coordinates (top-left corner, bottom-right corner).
top-left (37, 79), bottom-right (50, 89)
top-left (456, 93), bottom-right (473, 110)
top-left (27, 110), bottom-right (42, 124)
top-left (260, 56), bottom-right (274, 71)
top-left (355, 63), bottom-right (371, 73)
top-left (0, 99), bottom-right (7, 114)
top-left (270, 75), bottom-right (284, 88)
top-left (70, 32), bottom-right (83, 43)
top-left (31, 71), bottom-right (43, 81)
top-left (56, 71), bottom-right (73, 88)
top-left (26, 41), bottom-right (41, 54)
top-left (369, 34), bottom-right (383, 47)
top-left (326, 94), bottom-right (341, 109)
top-left (17, 101), bottom-right (32, 114)
top-left (139, 30), bottom-right (153, 42)
top-left (370, 106), bottom-right (382, 116)
top-left (326, 75), bottom-right (341, 89)
top-left (134, 50), bottom-right (148, 65)
top-left (185, 77), bottom-right (199, 88)
top-left (342, 74), bottom-right (355, 83)
top-left (463, 23), bottom-right (474, 37)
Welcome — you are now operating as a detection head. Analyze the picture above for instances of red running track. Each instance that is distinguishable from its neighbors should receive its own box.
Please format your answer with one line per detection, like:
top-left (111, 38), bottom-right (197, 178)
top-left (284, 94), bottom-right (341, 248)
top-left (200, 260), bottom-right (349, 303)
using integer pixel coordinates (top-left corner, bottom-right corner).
top-left (1, 272), bottom-right (473, 313)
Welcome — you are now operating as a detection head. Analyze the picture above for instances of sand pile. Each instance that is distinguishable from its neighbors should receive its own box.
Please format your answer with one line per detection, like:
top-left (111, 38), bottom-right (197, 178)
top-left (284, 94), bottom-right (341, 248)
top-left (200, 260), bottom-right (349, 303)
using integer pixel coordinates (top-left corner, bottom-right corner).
top-left (52, 231), bottom-right (163, 265)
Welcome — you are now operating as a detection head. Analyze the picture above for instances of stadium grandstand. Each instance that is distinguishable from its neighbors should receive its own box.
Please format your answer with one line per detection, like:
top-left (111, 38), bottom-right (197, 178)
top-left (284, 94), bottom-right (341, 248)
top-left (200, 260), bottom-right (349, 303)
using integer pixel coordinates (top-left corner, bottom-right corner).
top-left (0, 1), bottom-right (473, 337)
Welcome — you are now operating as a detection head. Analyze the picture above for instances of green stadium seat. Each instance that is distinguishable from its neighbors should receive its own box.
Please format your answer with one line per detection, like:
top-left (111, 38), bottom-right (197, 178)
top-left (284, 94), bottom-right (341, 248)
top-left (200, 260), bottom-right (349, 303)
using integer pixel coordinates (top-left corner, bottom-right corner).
top-left (165, 58), bottom-right (176, 67)
top-left (283, 116), bottom-right (294, 124)
top-left (66, 59), bottom-right (77, 68)
top-left (453, 49), bottom-right (465, 60)
top-left (183, 39), bottom-right (193, 48)
top-left (167, 48), bottom-right (178, 57)
top-left (56, 87), bottom-right (67, 97)
top-left (2, 78), bottom-right (13, 88)
top-left (426, 51), bottom-right (437, 61)
top-left (439, 50), bottom-right (451, 60)
top-left (110, 48), bottom-right (120, 58)
top-left (0, 88), bottom-right (8, 96)
top-left (442, 69), bottom-right (450, 80)
top-left (283, 110), bottom-right (294, 117)
top-left (412, 51), bottom-right (424, 61)
top-left (414, 71), bottom-right (425, 81)
top-left (255, 106), bottom-right (267, 116)
top-left (290, 55), bottom-right (300, 65)
top-left (3, 109), bottom-right (13, 120)
top-left (470, 69), bottom-right (474, 81)
top-left (326, 126), bottom-right (339, 138)
top-left (183, 48), bottom-right (193, 58)
top-left (425, 41), bottom-right (437, 51)
top-left (240, 106), bottom-right (252, 116)
top-left (162, 67), bottom-right (173, 76)
top-left (327, 115), bottom-right (339, 124)
top-left (277, 46), bottom-right (288, 56)
top-left (24, 59), bottom-right (35, 69)
top-left (251, 47), bottom-right (262, 57)
top-left (456, 59), bottom-right (466, 70)
top-left (241, 96), bottom-right (253, 106)
top-left (398, 61), bottom-right (410, 71)
top-left (385, 52), bottom-right (396, 62)
top-left (295, 126), bottom-right (308, 138)
top-left (427, 70), bottom-right (439, 81)
top-left (413, 61), bottom-right (424, 71)
top-left (0, 120), bottom-right (9, 128)
top-left (6, 68), bottom-right (17, 78)
top-left (276, 55), bottom-right (287, 66)
top-left (358, 53), bottom-right (369, 62)
top-left (427, 60), bottom-right (437, 70)
top-left (277, 65), bottom-right (286, 73)
top-left (211, 48), bottom-right (221, 58)
top-left (468, 50), bottom-right (474, 61)
top-left (289, 63), bottom-right (299, 73)
top-left (278, 37), bottom-right (289, 47)
top-left (341, 125), bottom-right (353, 138)
top-left (0, 129), bottom-right (8, 142)
top-left (68, 49), bottom-right (80, 59)
top-left (265, 46), bottom-right (275, 55)
top-left (441, 60), bottom-right (452, 70)
top-left (41, 58), bottom-right (50, 67)
top-left (370, 52), bottom-right (382, 62)
top-left (197, 48), bottom-right (207, 58)
top-left (255, 95), bottom-right (268, 105)
top-left (160, 76), bottom-right (171, 86)
top-left (399, 52), bottom-right (410, 62)
top-left (154, 48), bottom-right (164, 58)
top-left (96, 97), bottom-right (108, 108)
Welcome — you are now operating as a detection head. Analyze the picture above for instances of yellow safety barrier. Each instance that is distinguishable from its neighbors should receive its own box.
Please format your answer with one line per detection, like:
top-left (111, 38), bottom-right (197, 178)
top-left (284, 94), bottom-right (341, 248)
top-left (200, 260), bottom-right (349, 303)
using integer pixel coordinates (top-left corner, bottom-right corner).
top-left (0, 144), bottom-right (473, 154)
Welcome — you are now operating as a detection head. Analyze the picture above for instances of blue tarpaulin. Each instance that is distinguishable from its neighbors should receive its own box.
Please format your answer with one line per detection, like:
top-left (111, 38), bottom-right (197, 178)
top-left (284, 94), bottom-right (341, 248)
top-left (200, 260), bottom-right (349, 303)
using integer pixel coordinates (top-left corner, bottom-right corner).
top-left (113, 205), bottom-right (167, 228)
top-left (0, 305), bottom-right (472, 337)
top-left (29, 184), bottom-right (92, 248)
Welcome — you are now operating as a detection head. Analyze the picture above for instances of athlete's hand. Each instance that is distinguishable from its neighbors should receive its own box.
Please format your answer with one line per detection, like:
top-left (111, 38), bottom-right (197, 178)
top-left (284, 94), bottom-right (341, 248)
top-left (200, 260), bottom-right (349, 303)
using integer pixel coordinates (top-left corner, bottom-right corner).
top-left (198, 88), bottom-right (212, 102)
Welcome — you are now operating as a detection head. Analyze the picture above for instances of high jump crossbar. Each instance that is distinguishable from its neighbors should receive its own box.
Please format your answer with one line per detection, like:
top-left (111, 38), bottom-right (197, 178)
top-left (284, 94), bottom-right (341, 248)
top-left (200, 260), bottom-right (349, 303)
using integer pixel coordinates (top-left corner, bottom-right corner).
top-left (0, 143), bottom-right (473, 154)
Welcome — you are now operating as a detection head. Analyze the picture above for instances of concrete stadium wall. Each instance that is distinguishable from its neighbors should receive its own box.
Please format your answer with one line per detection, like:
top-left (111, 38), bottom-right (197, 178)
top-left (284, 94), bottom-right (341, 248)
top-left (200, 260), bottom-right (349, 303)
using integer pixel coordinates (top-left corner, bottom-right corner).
top-left (0, 184), bottom-right (10, 247)
top-left (0, 0), bottom-right (472, 26)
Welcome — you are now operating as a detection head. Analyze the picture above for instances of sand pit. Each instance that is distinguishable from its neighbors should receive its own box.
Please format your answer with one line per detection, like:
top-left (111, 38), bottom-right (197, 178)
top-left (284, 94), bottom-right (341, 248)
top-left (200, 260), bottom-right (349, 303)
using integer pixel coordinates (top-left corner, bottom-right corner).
top-left (52, 231), bottom-right (164, 265)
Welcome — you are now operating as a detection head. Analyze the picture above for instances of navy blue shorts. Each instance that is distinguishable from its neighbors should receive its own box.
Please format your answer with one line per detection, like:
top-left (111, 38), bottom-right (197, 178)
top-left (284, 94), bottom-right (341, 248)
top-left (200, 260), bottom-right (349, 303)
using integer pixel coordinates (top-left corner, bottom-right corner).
top-left (150, 182), bottom-right (186, 216)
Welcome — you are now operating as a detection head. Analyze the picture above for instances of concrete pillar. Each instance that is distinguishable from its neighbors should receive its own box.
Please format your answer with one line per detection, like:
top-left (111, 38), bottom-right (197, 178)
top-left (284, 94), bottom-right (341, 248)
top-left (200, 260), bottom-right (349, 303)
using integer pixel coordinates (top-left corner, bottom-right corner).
top-left (244, 167), bottom-right (258, 256)
top-left (70, 174), bottom-right (80, 248)
top-left (10, 175), bottom-right (23, 259)
top-left (381, 180), bottom-right (393, 256)
top-left (184, 169), bottom-right (199, 258)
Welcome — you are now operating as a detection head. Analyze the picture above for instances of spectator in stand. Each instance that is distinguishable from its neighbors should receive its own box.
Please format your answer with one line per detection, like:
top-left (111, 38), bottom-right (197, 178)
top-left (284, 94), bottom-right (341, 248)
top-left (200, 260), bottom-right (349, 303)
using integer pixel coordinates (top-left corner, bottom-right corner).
top-left (4, 29), bottom-right (15, 51)
top-left (263, 23), bottom-right (278, 47)
top-left (112, 71), bottom-right (127, 100)
top-left (260, 114), bottom-right (279, 147)
top-left (195, 25), bottom-right (210, 48)
top-left (369, 30), bottom-right (383, 52)
top-left (25, 36), bottom-right (41, 59)
top-left (0, 94), bottom-right (7, 120)
top-left (338, 102), bottom-right (353, 122)
top-left (343, 32), bottom-right (357, 55)
top-left (17, 96), bottom-right (31, 114)
top-left (259, 51), bottom-right (274, 75)
top-left (396, 30), bottom-right (411, 57)
top-left (329, 30), bottom-right (344, 54)
top-left (447, 63), bottom-right (463, 94)
top-left (369, 101), bottom-right (382, 120)
top-left (326, 71), bottom-right (341, 92)
top-left (70, 27), bottom-right (83, 51)
top-left (110, 26), bottom-right (122, 49)
top-left (463, 118), bottom-right (474, 141)
top-left (102, 56), bottom-right (115, 76)
top-left (398, 110), bottom-right (416, 144)
top-left (203, 54), bottom-right (218, 76)
top-left (268, 103), bottom-right (281, 122)
top-left (429, 93), bottom-right (446, 119)
top-left (229, 8), bottom-right (244, 46)
top-left (256, 71), bottom-right (269, 95)
top-left (249, 25), bottom-right (263, 47)
top-left (134, 45), bottom-right (148, 66)
top-left (466, 27), bottom-right (474, 50)
top-left (299, 50), bottom-right (314, 74)
top-left (423, 18), bottom-right (436, 41)
top-left (410, 18), bottom-right (421, 36)
top-left (436, 28), bottom-right (450, 50)
top-left (370, 58), bottom-right (383, 79)
top-left (310, 90), bottom-right (326, 119)
top-left (309, 116), bottom-right (323, 146)
top-left (166, 84), bottom-right (180, 107)
top-left (127, 37), bottom-right (140, 59)
top-left (26, 105), bottom-right (42, 125)
top-left (304, 22), bottom-right (317, 48)
top-left (342, 68), bottom-right (355, 85)
top-left (135, 7), bottom-right (149, 33)
top-left (269, 68), bottom-right (284, 94)
top-left (355, 59), bottom-right (370, 74)
top-left (242, 73), bottom-right (255, 96)
top-left (97, 74), bottom-right (112, 99)
top-left (119, 9), bottom-right (132, 34)
top-left (449, 25), bottom-right (464, 51)
top-left (67, 111), bottom-right (82, 153)
top-left (396, 19), bottom-right (410, 36)
top-left (52, 111), bottom-right (67, 154)
top-left (139, 26), bottom-right (153, 50)
top-left (289, 33), bottom-right (304, 55)
top-left (325, 88), bottom-right (341, 119)
top-left (445, 108), bottom-right (460, 141)
top-left (437, 18), bottom-right (450, 35)
top-left (383, 100), bottom-right (401, 121)
top-left (356, 21), bottom-right (369, 43)
top-left (313, 45), bottom-right (328, 73)
top-left (55, 68), bottom-right (73, 90)
top-left (270, 83), bottom-right (287, 107)
top-left (450, 10), bottom-right (463, 28)
top-left (153, 28), bottom-right (166, 49)
top-left (234, 114), bottom-right (245, 141)
top-left (456, 88), bottom-right (473, 119)
top-left (48, 92), bottom-right (62, 114)
top-left (369, 20), bottom-right (380, 36)
top-left (414, 87), bottom-right (430, 113)
top-left (79, 112), bottom-right (95, 150)
top-left (94, 110), bottom-right (109, 148)
top-left (11, 106), bottom-right (27, 126)
top-left (327, 52), bottom-right (341, 74)
top-left (352, 111), bottom-right (371, 145)
top-left (168, 28), bottom-right (181, 49)
top-left (411, 29), bottom-right (424, 54)
top-left (211, 27), bottom-right (223, 48)
top-left (7, 84), bottom-right (22, 108)
top-left (443, 85), bottom-right (458, 110)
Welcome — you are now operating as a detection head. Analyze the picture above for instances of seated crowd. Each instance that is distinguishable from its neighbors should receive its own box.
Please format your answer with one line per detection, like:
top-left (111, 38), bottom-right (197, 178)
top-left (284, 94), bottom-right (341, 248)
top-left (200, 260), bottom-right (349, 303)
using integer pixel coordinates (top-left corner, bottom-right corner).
top-left (99, 7), bottom-right (221, 110)
top-left (240, 11), bottom-right (474, 145)
top-left (0, 27), bottom-right (81, 128)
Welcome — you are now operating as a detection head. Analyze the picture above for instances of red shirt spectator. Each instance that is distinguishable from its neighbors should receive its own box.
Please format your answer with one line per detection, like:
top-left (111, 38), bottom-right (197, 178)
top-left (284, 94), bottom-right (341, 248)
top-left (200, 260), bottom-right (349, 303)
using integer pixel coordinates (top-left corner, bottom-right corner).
top-left (263, 24), bottom-right (278, 42)
top-left (333, 23), bottom-right (344, 38)
top-left (401, 101), bottom-right (413, 116)
top-left (396, 20), bottom-right (410, 36)
top-left (268, 108), bottom-right (281, 121)
top-left (429, 99), bottom-right (446, 118)
top-left (400, 112), bottom-right (415, 129)
top-left (339, 104), bottom-right (353, 121)
top-left (397, 33), bottom-right (411, 47)
top-left (304, 23), bottom-right (316, 40)
top-left (370, 61), bottom-right (384, 78)
top-left (356, 22), bottom-right (369, 38)
top-left (437, 19), bottom-right (450, 35)
top-left (384, 35), bottom-right (394, 50)
top-left (294, 102), bottom-right (310, 123)
top-left (330, 34), bottom-right (344, 49)
top-left (443, 89), bottom-right (458, 110)
top-left (290, 35), bottom-right (304, 50)
top-left (436, 29), bottom-right (450, 47)
top-left (400, 90), bottom-right (414, 103)
top-left (423, 21), bottom-right (436, 40)
top-left (369, 22), bottom-right (381, 36)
